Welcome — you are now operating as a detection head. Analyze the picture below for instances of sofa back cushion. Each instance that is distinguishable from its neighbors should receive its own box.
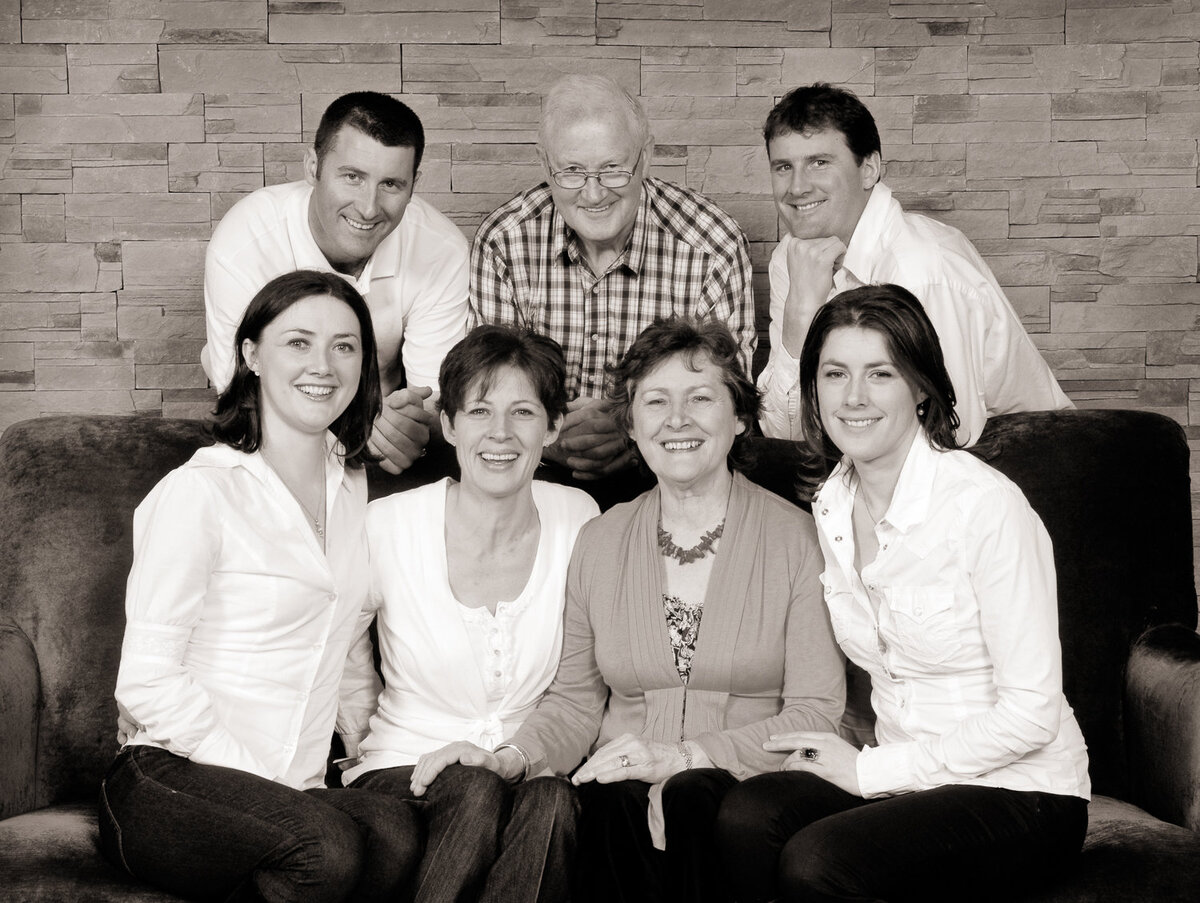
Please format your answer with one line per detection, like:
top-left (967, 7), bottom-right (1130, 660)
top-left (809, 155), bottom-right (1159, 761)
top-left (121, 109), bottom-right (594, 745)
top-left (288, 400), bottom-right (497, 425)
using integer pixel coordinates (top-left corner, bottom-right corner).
top-left (971, 409), bottom-right (1196, 797)
top-left (0, 409), bottom-right (1194, 807)
top-left (0, 417), bottom-right (210, 809)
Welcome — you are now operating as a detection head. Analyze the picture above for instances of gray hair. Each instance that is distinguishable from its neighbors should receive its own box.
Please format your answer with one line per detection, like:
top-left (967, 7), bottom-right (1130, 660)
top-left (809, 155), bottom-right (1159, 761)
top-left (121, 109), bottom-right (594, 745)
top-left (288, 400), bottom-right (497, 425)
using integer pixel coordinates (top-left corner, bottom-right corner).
top-left (537, 74), bottom-right (652, 156)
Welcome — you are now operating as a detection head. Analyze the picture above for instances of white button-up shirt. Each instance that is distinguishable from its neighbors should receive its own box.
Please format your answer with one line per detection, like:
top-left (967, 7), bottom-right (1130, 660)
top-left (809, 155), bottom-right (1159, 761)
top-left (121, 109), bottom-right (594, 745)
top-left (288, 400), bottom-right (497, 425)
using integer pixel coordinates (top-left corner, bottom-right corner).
top-left (758, 182), bottom-right (1072, 446)
top-left (115, 438), bottom-right (381, 791)
top-left (343, 478), bottom-right (598, 783)
top-left (814, 433), bottom-right (1091, 800)
top-left (202, 181), bottom-right (469, 395)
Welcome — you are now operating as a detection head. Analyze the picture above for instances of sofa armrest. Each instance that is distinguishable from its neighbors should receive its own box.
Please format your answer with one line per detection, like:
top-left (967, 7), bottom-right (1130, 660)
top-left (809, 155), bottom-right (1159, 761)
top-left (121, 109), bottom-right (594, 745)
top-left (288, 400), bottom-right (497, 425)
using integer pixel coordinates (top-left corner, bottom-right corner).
top-left (0, 616), bottom-right (40, 820)
top-left (1124, 623), bottom-right (1200, 832)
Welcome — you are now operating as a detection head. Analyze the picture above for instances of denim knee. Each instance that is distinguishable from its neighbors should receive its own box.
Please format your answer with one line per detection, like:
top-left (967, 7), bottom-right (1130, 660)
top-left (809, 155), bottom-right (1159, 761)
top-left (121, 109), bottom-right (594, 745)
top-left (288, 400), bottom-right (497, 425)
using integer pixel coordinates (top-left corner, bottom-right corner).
top-left (519, 776), bottom-right (580, 824)
top-left (432, 763), bottom-right (509, 810)
top-left (260, 804), bottom-right (365, 903)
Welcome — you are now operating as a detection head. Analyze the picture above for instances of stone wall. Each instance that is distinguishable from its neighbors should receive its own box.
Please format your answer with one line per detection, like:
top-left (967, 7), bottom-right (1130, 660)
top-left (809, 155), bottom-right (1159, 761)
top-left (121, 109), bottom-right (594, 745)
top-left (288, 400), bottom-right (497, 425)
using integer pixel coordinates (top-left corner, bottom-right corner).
top-left (1, 0), bottom-right (1198, 579)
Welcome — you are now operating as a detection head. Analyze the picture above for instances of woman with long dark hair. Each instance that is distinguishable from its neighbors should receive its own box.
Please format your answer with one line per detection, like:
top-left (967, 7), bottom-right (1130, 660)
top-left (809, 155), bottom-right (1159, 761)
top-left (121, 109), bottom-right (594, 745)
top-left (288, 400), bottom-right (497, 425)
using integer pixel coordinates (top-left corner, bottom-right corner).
top-left (98, 270), bottom-right (417, 902)
top-left (717, 284), bottom-right (1090, 902)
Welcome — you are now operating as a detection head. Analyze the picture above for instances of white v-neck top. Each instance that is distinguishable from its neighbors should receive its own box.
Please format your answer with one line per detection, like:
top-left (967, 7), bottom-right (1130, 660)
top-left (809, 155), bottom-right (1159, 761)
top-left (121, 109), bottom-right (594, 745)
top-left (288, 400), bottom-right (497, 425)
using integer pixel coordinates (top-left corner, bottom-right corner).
top-left (343, 478), bottom-right (597, 782)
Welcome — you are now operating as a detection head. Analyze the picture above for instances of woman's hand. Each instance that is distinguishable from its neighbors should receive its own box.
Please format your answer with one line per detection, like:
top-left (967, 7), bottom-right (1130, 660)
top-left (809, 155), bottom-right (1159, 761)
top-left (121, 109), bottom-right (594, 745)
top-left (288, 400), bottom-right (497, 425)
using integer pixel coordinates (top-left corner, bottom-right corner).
top-left (410, 741), bottom-right (514, 797)
top-left (572, 733), bottom-right (684, 786)
top-left (764, 730), bottom-right (863, 797)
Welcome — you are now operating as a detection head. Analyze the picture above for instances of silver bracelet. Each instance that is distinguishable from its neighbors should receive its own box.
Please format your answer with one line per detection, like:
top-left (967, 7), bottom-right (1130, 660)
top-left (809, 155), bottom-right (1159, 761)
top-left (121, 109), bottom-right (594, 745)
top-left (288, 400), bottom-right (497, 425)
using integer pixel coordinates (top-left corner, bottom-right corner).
top-left (677, 741), bottom-right (694, 770)
top-left (495, 743), bottom-right (530, 782)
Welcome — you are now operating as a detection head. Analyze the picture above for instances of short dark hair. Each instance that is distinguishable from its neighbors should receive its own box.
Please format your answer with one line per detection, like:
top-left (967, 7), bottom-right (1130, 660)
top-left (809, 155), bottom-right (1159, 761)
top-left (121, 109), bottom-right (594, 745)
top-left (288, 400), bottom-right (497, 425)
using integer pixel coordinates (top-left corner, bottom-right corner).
top-left (798, 283), bottom-right (961, 475)
top-left (607, 317), bottom-right (760, 471)
top-left (314, 91), bottom-right (425, 173)
top-left (763, 83), bottom-right (881, 164)
top-left (212, 270), bottom-right (383, 468)
top-left (438, 325), bottom-right (569, 425)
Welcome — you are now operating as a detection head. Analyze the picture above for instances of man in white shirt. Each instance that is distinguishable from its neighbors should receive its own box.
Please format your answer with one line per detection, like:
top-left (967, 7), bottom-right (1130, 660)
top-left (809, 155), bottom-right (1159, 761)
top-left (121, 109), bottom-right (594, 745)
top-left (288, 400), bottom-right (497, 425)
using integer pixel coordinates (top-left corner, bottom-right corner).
top-left (756, 83), bottom-right (1071, 446)
top-left (203, 91), bottom-right (469, 472)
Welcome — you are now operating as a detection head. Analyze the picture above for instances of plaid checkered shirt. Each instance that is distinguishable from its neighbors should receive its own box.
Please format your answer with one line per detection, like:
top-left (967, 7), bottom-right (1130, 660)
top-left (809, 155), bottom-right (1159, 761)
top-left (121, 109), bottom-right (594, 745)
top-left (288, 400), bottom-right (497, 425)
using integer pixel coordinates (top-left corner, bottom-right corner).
top-left (469, 176), bottom-right (757, 400)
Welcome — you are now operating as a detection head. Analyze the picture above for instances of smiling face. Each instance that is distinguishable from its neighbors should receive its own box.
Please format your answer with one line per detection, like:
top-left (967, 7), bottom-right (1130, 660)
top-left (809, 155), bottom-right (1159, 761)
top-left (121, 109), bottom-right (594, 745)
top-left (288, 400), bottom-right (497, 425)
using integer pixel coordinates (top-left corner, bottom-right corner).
top-left (305, 125), bottom-right (417, 277)
top-left (542, 112), bottom-right (648, 265)
top-left (816, 326), bottom-right (924, 477)
top-left (768, 127), bottom-right (880, 246)
top-left (242, 293), bottom-right (364, 444)
top-left (628, 352), bottom-right (745, 495)
top-left (442, 365), bottom-right (561, 501)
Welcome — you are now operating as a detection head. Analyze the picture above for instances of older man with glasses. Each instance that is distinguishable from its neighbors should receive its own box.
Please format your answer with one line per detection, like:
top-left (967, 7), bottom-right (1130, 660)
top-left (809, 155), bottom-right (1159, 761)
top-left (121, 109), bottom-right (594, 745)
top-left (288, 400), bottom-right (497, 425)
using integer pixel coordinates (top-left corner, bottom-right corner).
top-left (470, 75), bottom-right (756, 486)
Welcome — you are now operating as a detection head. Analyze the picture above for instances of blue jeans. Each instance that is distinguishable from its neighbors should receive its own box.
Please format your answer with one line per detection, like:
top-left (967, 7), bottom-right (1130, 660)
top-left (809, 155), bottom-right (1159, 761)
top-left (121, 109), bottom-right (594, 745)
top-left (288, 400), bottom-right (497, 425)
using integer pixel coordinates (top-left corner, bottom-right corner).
top-left (717, 771), bottom-right (1089, 902)
top-left (351, 763), bottom-right (578, 903)
top-left (98, 746), bottom-right (421, 903)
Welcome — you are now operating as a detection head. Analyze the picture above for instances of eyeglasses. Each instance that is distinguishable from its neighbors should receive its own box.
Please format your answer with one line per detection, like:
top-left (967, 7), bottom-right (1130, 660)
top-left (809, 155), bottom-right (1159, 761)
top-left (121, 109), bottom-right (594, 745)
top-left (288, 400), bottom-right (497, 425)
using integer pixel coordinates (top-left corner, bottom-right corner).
top-left (550, 150), bottom-right (643, 190)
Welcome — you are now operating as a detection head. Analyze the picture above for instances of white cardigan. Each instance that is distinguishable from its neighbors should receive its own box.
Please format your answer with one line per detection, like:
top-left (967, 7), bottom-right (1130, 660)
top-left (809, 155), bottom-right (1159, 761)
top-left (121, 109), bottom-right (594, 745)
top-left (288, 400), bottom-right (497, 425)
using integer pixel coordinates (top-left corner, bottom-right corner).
top-left (343, 478), bottom-right (598, 782)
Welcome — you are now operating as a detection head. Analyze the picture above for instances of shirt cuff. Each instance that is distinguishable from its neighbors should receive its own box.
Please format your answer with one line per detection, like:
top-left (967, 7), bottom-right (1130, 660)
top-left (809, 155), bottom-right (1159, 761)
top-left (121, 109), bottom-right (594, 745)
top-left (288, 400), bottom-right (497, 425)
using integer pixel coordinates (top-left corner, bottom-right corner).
top-left (339, 731), bottom-right (368, 759)
top-left (856, 742), bottom-right (917, 798)
top-left (774, 345), bottom-right (801, 388)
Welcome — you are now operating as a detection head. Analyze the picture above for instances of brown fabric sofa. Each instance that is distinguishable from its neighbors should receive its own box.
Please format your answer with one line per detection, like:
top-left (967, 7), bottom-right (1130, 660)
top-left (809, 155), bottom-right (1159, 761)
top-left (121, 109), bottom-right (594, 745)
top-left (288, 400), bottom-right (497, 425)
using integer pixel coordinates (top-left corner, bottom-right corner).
top-left (0, 410), bottom-right (1197, 901)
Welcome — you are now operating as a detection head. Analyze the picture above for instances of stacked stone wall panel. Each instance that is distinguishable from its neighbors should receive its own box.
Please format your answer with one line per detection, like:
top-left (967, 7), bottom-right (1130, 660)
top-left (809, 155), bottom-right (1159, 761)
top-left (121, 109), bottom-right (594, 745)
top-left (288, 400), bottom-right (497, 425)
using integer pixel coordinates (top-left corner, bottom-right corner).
top-left (1, 0), bottom-right (1198, 593)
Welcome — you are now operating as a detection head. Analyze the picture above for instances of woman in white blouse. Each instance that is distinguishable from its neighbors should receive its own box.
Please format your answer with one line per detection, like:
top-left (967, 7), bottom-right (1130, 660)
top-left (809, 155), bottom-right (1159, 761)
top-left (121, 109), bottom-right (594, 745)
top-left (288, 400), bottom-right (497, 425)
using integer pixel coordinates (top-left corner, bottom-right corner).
top-left (717, 284), bottom-right (1091, 902)
top-left (343, 324), bottom-right (599, 902)
top-left (99, 270), bottom-right (418, 903)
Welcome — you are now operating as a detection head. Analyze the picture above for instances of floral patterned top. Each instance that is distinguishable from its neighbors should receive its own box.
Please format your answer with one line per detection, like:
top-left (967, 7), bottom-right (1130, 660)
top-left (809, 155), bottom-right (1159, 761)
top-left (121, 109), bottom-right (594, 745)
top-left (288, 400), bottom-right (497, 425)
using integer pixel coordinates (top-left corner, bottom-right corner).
top-left (662, 594), bottom-right (704, 684)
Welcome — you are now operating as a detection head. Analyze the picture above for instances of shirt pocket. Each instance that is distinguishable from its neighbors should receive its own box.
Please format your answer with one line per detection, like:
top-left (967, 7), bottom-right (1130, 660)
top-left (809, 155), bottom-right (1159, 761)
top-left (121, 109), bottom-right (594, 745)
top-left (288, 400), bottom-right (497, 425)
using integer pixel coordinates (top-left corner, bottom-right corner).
top-left (881, 586), bottom-right (958, 667)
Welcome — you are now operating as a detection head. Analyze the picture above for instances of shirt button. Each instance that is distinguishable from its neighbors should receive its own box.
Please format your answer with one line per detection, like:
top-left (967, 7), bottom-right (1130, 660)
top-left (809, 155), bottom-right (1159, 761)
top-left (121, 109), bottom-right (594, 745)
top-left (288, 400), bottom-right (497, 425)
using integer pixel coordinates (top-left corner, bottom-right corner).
top-left (881, 543), bottom-right (888, 551)
top-left (327, 593), bottom-right (337, 603)
top-left (591, 333), bottom-right (600, 342)
top-left (493, 670), bottom-right (502, 677)
top-left (820, 508), bottom-right (828, 516)
top-left (834, 536), bottom-right (843, 542)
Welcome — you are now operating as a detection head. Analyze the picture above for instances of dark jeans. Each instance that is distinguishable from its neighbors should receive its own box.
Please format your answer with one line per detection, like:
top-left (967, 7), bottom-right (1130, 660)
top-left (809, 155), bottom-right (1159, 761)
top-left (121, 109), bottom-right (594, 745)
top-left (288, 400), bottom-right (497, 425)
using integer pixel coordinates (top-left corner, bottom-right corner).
top-left (717, 771), bottom-right (1089, 903)
top-left (351, 763), bottom-right (578, 903)
top-left (572, 767), bottom-right (739, 903)
top-left (98, 745), bottom-right (421, 903)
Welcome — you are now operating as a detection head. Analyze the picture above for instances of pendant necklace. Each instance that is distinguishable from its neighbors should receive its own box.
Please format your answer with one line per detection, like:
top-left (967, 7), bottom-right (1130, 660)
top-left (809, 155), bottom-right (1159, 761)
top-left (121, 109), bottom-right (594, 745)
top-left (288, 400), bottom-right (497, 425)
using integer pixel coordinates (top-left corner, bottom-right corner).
top-left (261, 449), bottom-right (326, 541)
top-left (859, 490), bottom-right (884, 526)
top-left (658, 520), bottom-right (725, 565)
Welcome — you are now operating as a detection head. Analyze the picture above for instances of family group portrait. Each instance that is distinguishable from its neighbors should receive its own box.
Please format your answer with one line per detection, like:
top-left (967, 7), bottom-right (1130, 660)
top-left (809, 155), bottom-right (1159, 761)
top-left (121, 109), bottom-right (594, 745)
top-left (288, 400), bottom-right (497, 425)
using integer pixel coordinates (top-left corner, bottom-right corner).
top-left (0, 2), bottom-right (1198, 901)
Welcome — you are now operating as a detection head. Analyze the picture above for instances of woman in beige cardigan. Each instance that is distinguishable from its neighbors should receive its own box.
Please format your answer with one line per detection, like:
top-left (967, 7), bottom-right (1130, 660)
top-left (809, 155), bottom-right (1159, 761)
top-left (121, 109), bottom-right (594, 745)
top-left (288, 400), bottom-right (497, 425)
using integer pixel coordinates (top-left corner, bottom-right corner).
top-left (410, 318), bottom-right (846, 903)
